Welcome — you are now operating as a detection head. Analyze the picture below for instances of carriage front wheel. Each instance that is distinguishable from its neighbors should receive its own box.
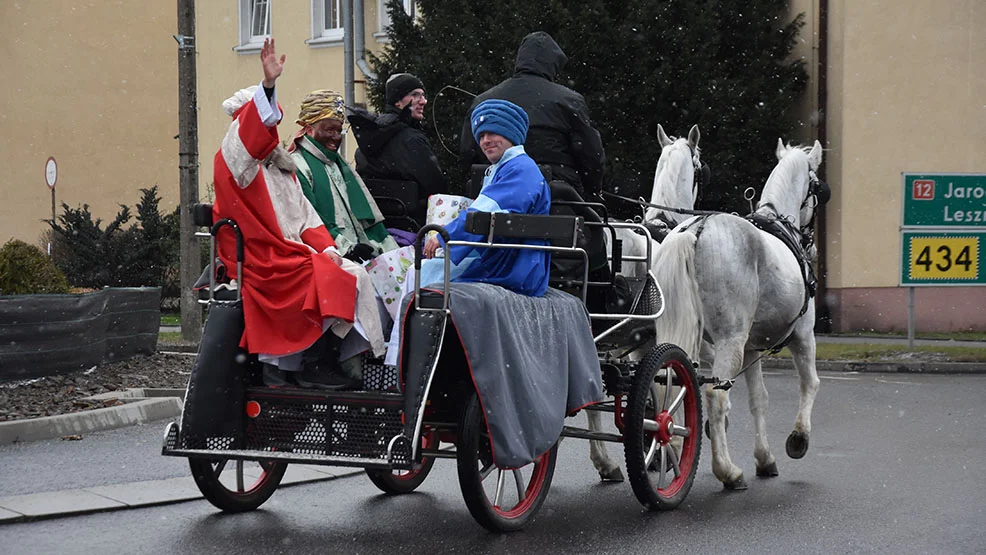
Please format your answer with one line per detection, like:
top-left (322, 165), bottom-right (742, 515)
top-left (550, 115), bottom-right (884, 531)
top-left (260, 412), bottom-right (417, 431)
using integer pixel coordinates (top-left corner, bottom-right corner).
top-left (624, 343), bottom-right (702, 510)
top-left (189, 458), bottom-right (287, 512)
top-left (456, 392), bottom-right (557, 532)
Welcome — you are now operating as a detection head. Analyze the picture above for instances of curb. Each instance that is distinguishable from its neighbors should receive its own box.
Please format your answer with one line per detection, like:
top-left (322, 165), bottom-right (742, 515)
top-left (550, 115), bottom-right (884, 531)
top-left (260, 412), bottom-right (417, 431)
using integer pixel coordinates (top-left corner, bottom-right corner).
top-left (0, 465), bottom-right (365, 524)
top-left (0, 389), bottom-right (184, 446)
top-left (762, 359), bottom-right (985, 374)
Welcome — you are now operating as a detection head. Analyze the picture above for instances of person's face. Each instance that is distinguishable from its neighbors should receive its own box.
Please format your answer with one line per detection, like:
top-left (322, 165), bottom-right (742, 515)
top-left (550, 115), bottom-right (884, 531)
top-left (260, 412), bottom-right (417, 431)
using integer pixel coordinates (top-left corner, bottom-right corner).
top-left (308, 118), bottom-right (344, 151)
top-left (479, 132), bottom-right (512, 164)
top-left (396, 88), bottom-right (427, 121)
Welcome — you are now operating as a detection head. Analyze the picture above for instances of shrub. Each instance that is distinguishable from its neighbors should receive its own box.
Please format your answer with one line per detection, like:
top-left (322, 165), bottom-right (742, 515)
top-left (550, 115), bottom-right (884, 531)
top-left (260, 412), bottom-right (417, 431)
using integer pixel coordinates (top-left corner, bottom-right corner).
top-left (0, 239), bottom-right (70, 295)
top-left (48, 186), bottom-right (180, 294)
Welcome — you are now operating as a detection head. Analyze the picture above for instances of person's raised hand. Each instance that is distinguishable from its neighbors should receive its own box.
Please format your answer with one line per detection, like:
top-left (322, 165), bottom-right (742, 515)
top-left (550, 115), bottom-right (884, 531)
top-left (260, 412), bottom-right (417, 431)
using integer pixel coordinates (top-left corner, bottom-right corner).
top-left (260, 37), bottom-right (285, 88)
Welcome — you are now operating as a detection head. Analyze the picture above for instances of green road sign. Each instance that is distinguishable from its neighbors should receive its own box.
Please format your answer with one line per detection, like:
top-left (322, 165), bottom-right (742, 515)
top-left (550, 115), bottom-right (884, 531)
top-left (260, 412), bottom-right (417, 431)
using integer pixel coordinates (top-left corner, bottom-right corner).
top-left (902, 173), bottom-right (986, 228)
top-left (900, 231), bottom-right (986, 286)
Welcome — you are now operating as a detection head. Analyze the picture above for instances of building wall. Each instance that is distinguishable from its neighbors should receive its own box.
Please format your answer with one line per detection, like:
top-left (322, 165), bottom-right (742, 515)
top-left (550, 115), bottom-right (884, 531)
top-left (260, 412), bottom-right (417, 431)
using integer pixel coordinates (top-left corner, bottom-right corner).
top-left (195, 0), bottom-right (390, 199)
top-left (0, 1), bottom-right (178, 247)
top-left (824, 0), bottom-right (986, 331)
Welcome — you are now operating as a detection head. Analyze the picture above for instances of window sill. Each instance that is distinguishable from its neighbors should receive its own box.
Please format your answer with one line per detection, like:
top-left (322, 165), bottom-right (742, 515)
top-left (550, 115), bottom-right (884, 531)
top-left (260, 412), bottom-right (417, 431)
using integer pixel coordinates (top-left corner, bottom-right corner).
top-left (233, 43), bottom-right (263, 55)
top-left (306, 34), bottom-right (344, 49)
top-left (373, 31), bottom-right (391, 44)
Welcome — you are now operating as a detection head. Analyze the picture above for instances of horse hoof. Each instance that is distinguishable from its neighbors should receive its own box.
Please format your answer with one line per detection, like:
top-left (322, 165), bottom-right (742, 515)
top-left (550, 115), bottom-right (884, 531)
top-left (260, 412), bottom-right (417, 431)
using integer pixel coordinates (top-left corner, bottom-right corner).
top-left (723, 476), bottom-right (748, 491)
top-left (756, 461), bottom-right (779, 477)
top-left (786, 431), bottom-right (809, 459)
top-left (600, 466), bottom-right (625, 482)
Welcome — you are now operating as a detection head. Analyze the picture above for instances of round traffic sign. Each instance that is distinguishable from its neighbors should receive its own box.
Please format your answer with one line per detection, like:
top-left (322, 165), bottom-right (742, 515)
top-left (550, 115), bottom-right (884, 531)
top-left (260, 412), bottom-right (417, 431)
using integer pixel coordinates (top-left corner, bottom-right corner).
top-left (45, 157), bottom-right (57, 189)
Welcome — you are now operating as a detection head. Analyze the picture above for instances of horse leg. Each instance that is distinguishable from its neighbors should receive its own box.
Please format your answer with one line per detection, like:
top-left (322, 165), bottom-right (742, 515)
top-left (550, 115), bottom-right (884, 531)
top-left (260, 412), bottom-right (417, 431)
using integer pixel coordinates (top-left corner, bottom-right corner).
top-left (706, 340), bottom-right (746, 490)
top-left (587, 409), bottom-right (624, 481)
top-left (786, 327), bottom-right (819, 459)
top-left (742, 354), bottom-right (777, 477)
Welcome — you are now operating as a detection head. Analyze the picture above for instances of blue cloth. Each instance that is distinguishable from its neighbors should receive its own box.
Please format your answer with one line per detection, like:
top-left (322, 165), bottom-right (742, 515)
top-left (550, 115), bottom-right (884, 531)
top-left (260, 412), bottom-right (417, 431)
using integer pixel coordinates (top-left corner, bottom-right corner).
top-left (426, 145), bottom-right (551, 297)
top-left (471, 99), bottom-right (529, 147)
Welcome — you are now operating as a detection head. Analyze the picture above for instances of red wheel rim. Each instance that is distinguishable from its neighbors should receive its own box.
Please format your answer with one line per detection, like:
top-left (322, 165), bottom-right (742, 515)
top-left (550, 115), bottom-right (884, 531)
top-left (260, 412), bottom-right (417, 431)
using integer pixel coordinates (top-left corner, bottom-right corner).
top-left (649, 359), bottom-right (699, 497)
top-left (488, 450), bottom-right (553, 519)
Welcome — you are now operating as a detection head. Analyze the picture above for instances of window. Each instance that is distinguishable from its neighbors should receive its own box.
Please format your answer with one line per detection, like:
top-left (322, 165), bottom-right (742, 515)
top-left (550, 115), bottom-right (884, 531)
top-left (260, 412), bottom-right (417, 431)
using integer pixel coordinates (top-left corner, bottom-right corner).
top-left (236, 0), bottom-right (271, 53)
top-left (376, 0), bottom-right (414, 41)
top-left (310, 0), bottom-right (344, 46)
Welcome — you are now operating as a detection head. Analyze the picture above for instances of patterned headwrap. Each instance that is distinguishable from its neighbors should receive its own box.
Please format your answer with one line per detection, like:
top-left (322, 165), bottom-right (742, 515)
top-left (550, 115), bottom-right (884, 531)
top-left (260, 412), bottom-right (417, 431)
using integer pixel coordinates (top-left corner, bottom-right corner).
top-left (296, 90), bottom-right (346, 126)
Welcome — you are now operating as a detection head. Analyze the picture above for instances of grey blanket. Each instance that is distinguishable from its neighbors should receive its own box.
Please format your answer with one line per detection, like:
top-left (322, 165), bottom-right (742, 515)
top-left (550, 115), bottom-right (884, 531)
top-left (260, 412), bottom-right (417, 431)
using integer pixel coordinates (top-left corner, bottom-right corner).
top-left (442, 283), bottom-right (603, 469)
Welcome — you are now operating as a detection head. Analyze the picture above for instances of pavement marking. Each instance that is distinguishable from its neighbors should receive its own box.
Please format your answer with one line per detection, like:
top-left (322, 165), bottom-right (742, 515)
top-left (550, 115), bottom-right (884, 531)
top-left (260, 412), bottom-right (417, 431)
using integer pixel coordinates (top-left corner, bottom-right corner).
top-left (875, 377), bottom-right (920, 386)
top-left (819, 375), bottom-right (862, 381)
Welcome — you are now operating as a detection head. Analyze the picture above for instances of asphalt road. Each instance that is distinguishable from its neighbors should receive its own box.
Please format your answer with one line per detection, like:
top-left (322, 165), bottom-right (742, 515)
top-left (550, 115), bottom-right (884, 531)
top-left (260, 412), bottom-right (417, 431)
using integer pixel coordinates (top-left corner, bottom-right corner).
top-left (2, 370), bottom-right (985, 554)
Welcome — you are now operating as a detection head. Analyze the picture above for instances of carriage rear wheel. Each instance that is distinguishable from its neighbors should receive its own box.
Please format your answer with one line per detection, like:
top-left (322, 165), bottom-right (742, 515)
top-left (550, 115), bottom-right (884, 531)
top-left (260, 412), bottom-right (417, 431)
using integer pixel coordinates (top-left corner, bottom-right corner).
top-left (624, 343), bottom-right (702, 510)
top-left (456, 392), bottom-right (557, 532)
top-left (366, 428), bottom-right (439, 494)
top-left (189, 457), bottom-right (287, 512)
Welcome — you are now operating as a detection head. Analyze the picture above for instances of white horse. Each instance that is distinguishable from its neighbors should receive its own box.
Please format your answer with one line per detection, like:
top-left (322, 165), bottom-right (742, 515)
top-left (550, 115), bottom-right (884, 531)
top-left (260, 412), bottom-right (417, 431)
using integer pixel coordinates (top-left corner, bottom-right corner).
top-left (652, 139), bottom-right (824, 489)
top-left (588, 124), bottom-right (702, 482)
top-left (611, 124), bottom-right (702, 277)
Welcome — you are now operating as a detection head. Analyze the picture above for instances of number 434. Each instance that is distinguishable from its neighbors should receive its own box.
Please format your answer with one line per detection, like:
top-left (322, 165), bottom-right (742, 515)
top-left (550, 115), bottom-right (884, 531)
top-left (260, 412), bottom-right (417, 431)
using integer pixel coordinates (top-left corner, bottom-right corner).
top-left (915, 244), bottom-right (972, 272)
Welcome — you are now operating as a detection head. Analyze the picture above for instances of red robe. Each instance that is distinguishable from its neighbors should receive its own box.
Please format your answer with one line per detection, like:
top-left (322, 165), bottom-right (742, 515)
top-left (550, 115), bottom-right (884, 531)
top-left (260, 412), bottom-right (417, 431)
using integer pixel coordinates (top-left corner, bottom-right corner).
top-left (213, 98), bottom-right (357, 356)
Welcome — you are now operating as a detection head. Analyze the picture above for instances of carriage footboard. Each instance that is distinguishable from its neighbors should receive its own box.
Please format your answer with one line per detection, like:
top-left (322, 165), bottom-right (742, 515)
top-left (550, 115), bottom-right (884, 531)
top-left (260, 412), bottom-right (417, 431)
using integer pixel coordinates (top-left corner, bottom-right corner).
top-left (162, 387), bottom-right (414, 470)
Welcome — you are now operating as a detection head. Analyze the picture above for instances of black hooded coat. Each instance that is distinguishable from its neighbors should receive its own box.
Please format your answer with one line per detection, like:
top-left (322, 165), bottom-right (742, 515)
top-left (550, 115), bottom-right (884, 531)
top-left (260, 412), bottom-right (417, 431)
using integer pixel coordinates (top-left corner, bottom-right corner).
top-left (348, 104), bottom-right (448, 222)
top-left (460, 32), bottom-right (606, 196)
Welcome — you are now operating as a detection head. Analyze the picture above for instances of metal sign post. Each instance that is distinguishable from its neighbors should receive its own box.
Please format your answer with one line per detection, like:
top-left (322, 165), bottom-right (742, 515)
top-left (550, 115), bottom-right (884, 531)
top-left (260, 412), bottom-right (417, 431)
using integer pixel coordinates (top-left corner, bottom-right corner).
top-left (899, 173), bottom-right (986, 348)
top-left (45, 157), bottom-right (57, 255)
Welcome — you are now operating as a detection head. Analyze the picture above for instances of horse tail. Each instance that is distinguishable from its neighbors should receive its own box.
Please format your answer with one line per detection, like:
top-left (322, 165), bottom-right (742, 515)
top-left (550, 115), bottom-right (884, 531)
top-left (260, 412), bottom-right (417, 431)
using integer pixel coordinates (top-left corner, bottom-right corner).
top-left (652, 230), bottom-right (704, 362)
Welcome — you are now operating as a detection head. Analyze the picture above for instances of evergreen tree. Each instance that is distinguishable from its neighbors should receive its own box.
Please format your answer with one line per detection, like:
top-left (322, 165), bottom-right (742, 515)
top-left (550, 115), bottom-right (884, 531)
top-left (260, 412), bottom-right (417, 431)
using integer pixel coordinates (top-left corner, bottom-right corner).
top-left (369, 0), bottom-right (808, 214)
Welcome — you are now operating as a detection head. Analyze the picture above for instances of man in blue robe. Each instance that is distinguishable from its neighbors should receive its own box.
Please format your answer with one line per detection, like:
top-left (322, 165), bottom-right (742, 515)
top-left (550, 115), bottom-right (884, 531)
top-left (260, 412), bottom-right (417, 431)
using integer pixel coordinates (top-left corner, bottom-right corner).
top-left (422, 99), bottom-right (551, 296)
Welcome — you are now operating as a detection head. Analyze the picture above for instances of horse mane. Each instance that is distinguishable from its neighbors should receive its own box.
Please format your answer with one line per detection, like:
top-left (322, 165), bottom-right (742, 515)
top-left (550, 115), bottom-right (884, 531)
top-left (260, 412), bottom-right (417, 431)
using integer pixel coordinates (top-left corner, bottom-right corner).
top-left (648, 138), bottom-right (696, 223)
top-left (756, 143), bottom-right (810, 222)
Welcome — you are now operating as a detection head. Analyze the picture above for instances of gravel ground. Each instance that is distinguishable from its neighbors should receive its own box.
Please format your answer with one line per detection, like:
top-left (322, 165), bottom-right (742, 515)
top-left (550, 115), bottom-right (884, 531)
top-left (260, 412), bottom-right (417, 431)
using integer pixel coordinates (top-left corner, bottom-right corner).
top-left (0, 353), bottom-right (194, 422)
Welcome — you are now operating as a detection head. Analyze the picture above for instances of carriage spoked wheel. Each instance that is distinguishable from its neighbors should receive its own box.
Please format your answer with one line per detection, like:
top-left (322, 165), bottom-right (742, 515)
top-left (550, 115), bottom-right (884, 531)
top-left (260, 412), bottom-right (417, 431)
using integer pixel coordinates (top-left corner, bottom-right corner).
top-left (366, 428), bottom-right (439, 494)
top-left (456, 393), bottom-right (558, 532)
top-left (189, 457), bottom-right (287, 512)
top-left (624, 343), bottom-right (702, 510)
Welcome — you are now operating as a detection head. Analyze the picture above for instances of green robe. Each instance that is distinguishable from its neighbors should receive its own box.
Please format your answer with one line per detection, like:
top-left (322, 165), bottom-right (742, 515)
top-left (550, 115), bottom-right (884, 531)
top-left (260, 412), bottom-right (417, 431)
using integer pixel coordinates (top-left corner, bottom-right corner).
top-left (291, 135), bottom-right (398, 257)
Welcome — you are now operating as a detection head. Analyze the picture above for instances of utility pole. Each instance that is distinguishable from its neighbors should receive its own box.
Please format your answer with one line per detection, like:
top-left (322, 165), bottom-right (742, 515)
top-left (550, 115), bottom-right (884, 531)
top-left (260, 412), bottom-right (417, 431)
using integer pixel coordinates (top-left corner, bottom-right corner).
top-left (176, 0), bottom-right (202, 342)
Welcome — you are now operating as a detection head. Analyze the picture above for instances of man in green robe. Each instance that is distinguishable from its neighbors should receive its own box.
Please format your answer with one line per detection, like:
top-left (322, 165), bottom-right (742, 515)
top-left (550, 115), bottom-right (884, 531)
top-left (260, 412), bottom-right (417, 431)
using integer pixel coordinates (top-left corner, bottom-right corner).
top-left (290, 90), bottom-right (398, 262)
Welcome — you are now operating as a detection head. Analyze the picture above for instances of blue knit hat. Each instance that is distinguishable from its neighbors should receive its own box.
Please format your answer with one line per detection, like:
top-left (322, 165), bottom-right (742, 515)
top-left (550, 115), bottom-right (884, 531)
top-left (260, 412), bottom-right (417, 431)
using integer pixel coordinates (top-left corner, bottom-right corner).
top-left (471, 99), bottom-right (529, 147)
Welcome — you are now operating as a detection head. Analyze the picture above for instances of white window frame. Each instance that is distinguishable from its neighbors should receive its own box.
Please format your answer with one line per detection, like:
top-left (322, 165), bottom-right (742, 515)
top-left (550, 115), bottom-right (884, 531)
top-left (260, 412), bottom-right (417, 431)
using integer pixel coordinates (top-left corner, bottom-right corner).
top-left (308, 0), bottom-right (345, 47)
top-left (235, 0), bottom-right (271, 54)
top-left (374, 0), bottom-right (415, 42)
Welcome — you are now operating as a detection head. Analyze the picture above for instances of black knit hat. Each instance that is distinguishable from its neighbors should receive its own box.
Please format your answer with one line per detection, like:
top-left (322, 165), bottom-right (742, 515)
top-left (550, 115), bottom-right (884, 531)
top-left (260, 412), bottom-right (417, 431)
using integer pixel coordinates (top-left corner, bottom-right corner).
top-left (385, 73), bottom-right (424, 107)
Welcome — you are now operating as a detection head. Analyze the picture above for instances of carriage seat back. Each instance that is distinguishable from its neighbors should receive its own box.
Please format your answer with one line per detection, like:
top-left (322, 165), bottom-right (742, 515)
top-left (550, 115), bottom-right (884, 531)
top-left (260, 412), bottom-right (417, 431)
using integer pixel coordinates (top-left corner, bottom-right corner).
top-left (548, 182), bottom-right (609, 275)
top-left (463, 211), bottom-right (584, 248)
top-left (363, 178), bottom-right (423, 231)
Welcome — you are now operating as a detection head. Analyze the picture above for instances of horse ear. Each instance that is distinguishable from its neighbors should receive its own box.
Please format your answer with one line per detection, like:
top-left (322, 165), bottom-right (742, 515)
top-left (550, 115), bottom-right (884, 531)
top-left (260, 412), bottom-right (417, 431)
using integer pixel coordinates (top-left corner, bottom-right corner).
top-left (775, 138), bottom-right (787, 160)
top-left (657, 124), bottom-right (672, 148)
top-left (688, 124), bottom-right (700, 148)
top-left (808, 140), bottom-right (823, 169)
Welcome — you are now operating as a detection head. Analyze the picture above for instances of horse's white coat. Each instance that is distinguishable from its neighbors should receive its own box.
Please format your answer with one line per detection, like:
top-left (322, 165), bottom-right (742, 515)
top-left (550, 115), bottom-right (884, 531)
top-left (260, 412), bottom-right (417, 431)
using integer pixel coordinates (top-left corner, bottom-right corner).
top-left (589, 124), bottom-right (701, 482)
top-left (651, 140), bottom-right (824, 488)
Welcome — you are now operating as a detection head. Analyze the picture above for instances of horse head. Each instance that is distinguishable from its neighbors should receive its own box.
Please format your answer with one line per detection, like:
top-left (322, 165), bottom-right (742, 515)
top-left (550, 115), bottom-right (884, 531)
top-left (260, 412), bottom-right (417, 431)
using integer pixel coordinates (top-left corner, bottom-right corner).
top-left (644, 124), bottom-right (703, 226)
top-left (759, 139), bottom-right (824, 230)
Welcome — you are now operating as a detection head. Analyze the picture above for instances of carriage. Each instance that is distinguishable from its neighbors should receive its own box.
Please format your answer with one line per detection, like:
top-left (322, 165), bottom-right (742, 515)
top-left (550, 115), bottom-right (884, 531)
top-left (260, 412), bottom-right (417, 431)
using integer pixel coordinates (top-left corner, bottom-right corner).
top-left (160, 187), bottom-right (706, 533)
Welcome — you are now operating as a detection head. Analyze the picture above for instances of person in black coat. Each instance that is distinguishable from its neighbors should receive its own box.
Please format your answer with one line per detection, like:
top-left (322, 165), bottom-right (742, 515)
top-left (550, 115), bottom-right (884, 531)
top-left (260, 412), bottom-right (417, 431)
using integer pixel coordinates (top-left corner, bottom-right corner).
top-left (348, 73), bottom-right (448, 226)
top-left (459, 31), bottom-right (606, 197)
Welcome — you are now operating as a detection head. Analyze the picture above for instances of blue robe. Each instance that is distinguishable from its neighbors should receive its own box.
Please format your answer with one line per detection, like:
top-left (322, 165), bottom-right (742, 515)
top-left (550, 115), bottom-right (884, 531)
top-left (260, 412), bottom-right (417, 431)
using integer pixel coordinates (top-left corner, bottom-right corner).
top-left (421, 145), bottom-right (551, 296)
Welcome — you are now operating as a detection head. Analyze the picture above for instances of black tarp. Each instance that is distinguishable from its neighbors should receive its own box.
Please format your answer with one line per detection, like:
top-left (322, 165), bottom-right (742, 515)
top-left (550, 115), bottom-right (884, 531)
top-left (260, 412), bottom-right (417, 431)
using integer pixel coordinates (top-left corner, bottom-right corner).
top-left (0, 287), bottom-right (160, 381)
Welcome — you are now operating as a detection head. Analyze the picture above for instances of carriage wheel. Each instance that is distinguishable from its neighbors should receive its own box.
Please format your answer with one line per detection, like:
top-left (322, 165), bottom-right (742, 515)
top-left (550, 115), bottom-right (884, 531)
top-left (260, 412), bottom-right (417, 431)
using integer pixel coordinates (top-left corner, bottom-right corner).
top-left (189, 457), bottom-right (287, 512)
top-left (366, 428), bottom-right (439, 494)
top-left (456, 393), bottom-right (557, 532)
top-left (624, 344), bottom-right (702, 510)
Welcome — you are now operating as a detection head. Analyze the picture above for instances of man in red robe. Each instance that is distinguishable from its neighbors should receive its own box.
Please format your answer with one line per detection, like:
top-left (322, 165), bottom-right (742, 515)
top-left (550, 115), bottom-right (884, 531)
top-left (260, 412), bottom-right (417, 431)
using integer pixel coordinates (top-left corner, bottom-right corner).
top-left (213, 38), bottom-right (374, 387)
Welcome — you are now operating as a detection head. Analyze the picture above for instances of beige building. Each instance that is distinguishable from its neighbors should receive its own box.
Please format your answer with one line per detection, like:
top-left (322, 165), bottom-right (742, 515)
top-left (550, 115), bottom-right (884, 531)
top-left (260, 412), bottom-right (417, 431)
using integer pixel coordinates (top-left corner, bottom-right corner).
top-left (2, 1), bottom-right (179, 251)
top-left (3, 1), bottom-right (983, 332)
